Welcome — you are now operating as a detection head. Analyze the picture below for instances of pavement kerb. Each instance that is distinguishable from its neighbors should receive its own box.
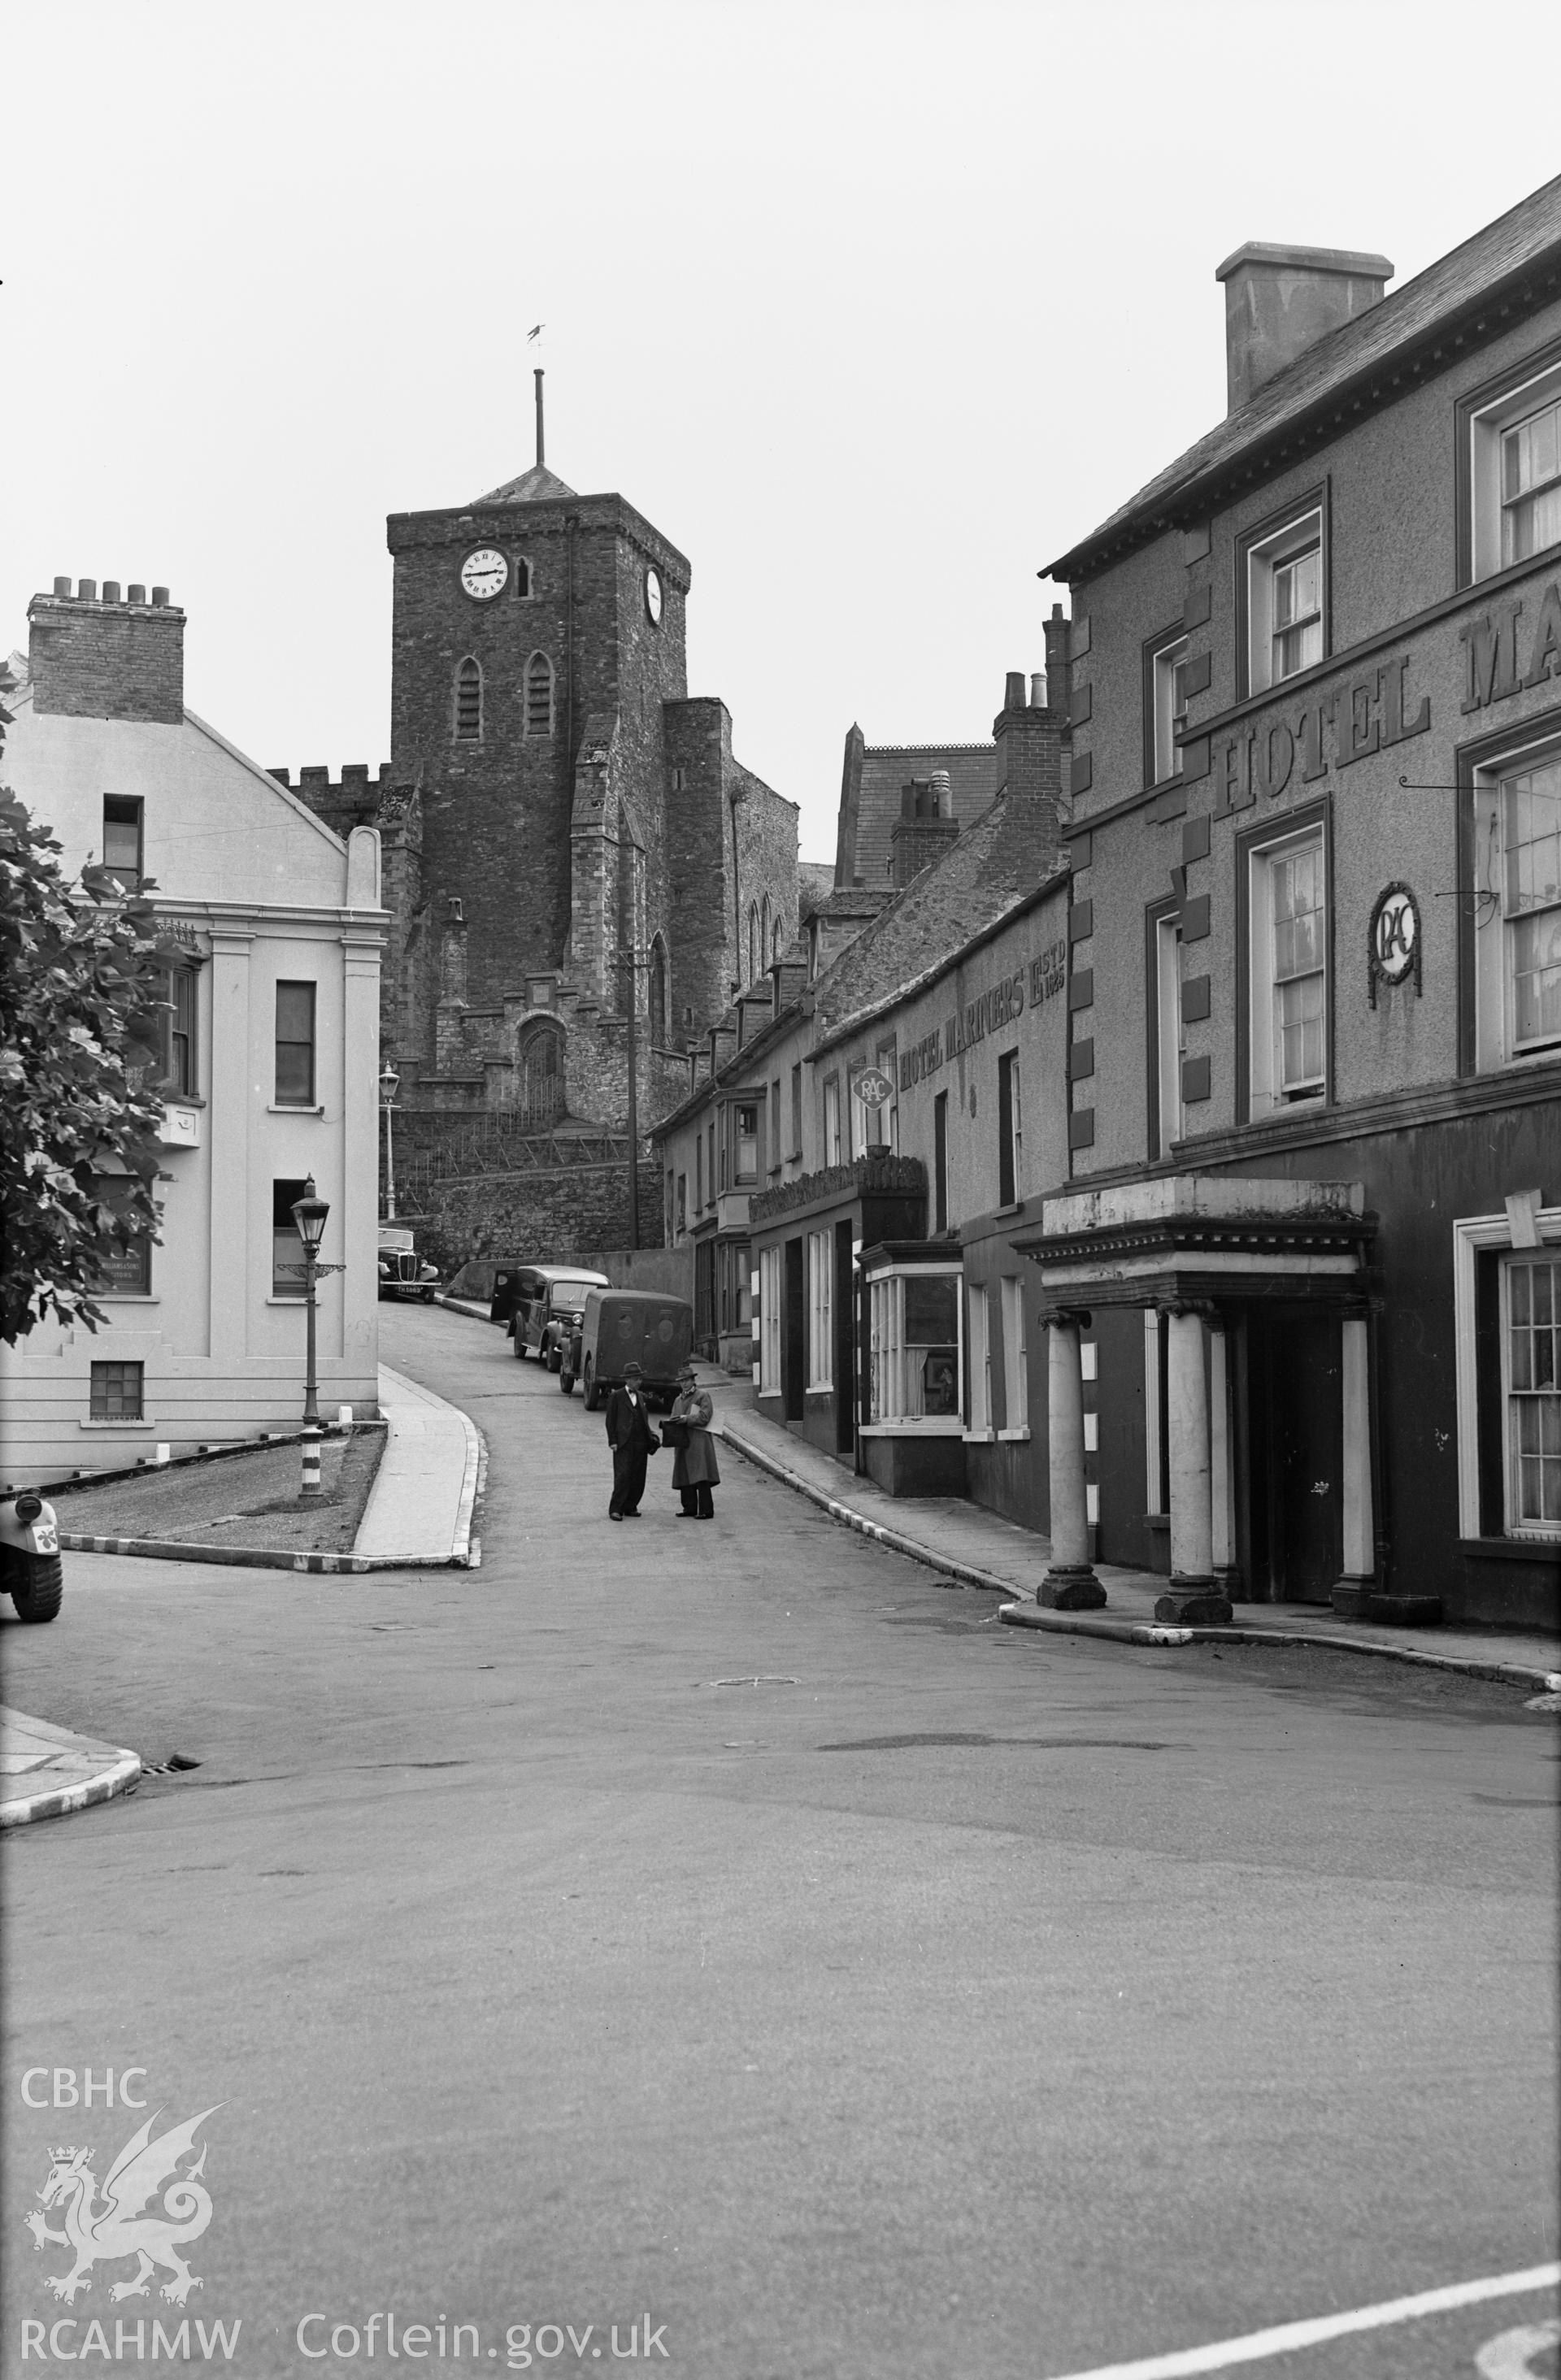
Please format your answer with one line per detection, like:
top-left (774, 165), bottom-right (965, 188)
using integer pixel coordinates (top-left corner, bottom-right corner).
top-left (0, 1741), bottom-right (141, 1830)
top-left (720, 1422), bottom-right (1561, 1695)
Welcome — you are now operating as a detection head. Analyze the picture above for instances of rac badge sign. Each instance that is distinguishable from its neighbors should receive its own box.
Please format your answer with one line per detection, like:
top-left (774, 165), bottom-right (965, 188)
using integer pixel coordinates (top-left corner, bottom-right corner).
top-left (1368, 880), bottom-right (1421, 1006)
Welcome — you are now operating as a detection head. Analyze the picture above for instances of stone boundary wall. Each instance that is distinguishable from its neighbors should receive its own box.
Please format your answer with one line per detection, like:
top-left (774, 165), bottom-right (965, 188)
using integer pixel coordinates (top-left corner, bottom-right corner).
top-left (415, 1161), bottom-right (663, 1276)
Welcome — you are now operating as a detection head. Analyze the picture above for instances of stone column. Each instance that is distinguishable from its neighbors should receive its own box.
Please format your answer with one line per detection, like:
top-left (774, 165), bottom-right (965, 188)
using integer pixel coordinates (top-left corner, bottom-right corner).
top-left (1209, 1322), bottom-right (1239, 1598)
top-left (1156, 1305), bottom-right (1232, 1623)
top-left (1332, 1313), bottom-right (1376, 1615)
top-left (1040, 1309), bottom-right (1105, 1609)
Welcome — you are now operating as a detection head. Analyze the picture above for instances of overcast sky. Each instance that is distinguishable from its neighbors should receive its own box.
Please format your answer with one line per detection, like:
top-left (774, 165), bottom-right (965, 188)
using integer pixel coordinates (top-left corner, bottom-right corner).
top-left (4, 0), bottom-right (1548, 865)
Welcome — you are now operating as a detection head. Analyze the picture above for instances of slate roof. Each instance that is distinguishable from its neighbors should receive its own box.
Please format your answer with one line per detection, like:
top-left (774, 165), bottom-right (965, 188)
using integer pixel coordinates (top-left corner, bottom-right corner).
top-left (841, 738), bottom-right (1000, 888)
top-left (1046, 173), bottom-right (1561, 583)
top-left (475, 462), bottom-right (580, 504)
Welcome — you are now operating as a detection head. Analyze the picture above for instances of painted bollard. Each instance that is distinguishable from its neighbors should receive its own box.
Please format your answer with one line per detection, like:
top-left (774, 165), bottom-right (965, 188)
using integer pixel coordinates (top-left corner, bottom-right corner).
top-left (300, 1427), bottom-right (323, 1499)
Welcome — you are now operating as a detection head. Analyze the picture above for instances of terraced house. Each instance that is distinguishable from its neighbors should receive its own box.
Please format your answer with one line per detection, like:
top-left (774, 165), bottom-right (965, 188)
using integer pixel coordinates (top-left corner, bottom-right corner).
top-left (1028, 176), bottom-right (1561, 1631)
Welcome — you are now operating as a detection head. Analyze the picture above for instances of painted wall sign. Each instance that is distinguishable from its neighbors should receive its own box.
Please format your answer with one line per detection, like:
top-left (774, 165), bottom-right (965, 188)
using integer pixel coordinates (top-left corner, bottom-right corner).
top-left (1368, 880), bottom-right (1422, 1006)
top-left (889, 944), bottom-right (1066, 1097)
top-left (1459, 577), bottom-right (1561, 713)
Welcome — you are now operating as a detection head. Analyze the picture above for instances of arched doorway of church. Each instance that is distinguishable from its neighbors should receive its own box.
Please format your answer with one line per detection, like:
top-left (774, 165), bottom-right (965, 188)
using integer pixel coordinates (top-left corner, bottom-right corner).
top-left (519, 1022), bottom-right (565, 1125)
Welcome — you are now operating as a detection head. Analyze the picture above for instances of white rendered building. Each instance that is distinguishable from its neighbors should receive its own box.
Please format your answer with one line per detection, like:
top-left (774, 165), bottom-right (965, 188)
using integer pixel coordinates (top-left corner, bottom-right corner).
top-left (1, 578), bottom-right (385, 1485)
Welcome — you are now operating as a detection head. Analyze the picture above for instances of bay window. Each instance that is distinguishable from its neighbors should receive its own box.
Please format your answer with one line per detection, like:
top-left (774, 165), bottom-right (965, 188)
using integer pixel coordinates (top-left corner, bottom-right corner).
top-left (865, 1261), bottom-right (963, 1429)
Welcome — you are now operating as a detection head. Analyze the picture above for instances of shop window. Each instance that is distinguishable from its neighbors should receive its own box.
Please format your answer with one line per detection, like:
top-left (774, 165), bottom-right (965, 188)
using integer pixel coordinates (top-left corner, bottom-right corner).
top-left (524, 652), bottom-right (554, 738)
top-left (89, 1360), bottom-right (143, 1421)
top-left (966, 1283), bottom-right (993, 1437)
top-left (1461, 346), bottom-right (1561, 584)
top-left (807, 1228), bottom-right (833, 1389)
top-left (1503, 1253), bottom-right (1561, 1535)
top-left (90, 1173), bottom-right (152, 1295)
top-left (734, 1103), bottom-right (759, 1185)
top-left (1148, 632), bottom-right (1189, 785)
top-left (102, 794), bottom-right (143, 891)
top-left (1245, 823), bottom-right (1327, 1116)
top-left (998, 1049), bottom-right (1022, 1206)
top-left (274, 982), bottom-right (316, 1106)
top-left (866, 1264), bottom-right (963, 1428)
top-left (454, 658), bottom-right (482, 741)
top-left (272, 1177), bottom-right (311, 1297)
top-left (1469, 745), bottom-right (1561, 1070)
top-left (822, 1075), bottom-right (841, 1167)
top-left (1000, 1276), bottom-right (1028, 1436)
top-left (759, 1244), bottom-right (781, 1393)
top-left (1240, 494), bottom-right (1326, 696)
top-left (1454, 1207), bottom-right (1561, 1542)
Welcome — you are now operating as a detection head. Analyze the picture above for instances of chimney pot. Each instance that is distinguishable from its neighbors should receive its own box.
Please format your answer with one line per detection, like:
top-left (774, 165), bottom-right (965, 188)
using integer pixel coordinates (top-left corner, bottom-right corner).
top-left (1004, 670), bottom-right (1027, 712)
top-left (152, 585), bottom-right (170, 606)
top-left (1215, 241), bottom-right (1393, 413)
top-left (127, 584), bottom-right (146, 605)
top-left (53, 575), bottom-right (71, 597)
top-left (102, 580), bottom-right (121, 603)
top-left (77, 579), bottom-right (97, 602)
top-left (1030, 671), bottom-right (1047, 709)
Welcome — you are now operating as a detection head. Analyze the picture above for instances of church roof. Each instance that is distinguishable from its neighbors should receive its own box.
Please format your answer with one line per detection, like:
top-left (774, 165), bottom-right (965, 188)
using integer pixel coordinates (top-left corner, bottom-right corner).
top-left (475, 462), bottom-right (579, 504)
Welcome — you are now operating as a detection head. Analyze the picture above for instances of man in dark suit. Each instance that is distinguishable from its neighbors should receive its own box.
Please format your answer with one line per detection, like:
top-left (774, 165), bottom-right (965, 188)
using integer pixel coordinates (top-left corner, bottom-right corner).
top-left (604, 1361), bottom-right (659, 1520)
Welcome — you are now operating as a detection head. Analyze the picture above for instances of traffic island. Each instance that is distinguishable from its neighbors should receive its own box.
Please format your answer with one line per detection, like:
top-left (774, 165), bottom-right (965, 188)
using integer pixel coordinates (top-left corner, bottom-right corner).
top-left (0, 1708), bottom-right (141, 1828)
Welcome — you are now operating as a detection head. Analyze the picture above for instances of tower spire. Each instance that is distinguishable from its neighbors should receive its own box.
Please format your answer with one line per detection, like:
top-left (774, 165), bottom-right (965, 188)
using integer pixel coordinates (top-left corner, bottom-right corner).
top-left (534, 368), bottom-right (545, 468)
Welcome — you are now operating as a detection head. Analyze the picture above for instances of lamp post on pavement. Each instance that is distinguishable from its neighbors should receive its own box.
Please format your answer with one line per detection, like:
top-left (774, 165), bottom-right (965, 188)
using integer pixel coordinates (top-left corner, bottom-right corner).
top-left (290, 1179), bottom-right (332, 1437)
top-left (379, 1061), bottom-right (400, 1222)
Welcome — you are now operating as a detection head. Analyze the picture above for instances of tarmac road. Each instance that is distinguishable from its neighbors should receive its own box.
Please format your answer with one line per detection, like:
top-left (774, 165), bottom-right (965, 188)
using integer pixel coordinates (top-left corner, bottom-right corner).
top-left (2, 1301), bottom-right (1556, 2380)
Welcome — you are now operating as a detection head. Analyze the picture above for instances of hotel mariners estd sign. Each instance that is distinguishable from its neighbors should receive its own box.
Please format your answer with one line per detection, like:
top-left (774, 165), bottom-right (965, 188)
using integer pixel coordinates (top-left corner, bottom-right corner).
top-left (1202, 574), bottom-right (1561, 812)
top-left (898, 939), bottom-right (1067, 1093)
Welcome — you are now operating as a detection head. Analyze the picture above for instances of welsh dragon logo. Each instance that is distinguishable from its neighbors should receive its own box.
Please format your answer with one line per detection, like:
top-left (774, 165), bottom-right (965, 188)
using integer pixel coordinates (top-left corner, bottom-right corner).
top-left (24, 2106), bottom-right (221, 2306)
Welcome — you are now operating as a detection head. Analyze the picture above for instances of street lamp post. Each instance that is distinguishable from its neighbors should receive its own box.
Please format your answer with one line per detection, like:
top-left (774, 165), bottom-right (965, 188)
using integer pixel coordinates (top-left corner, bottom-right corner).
top-left (379, 1061), bottom-right (400, 1221)
top-left (290, 1179), bottom-right (332, 1435)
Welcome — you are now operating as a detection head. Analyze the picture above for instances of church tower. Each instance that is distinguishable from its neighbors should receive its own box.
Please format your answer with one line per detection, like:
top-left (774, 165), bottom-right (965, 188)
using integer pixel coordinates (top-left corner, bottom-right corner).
top-left (286, 398), bottom-right (800, 1145)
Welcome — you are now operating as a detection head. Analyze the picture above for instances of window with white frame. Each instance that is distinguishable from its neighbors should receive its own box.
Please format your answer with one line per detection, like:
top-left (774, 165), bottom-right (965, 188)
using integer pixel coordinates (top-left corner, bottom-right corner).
top-left (1249, 826), bottom-right (1326, 1113)
top-left (1246, 507), bottom-right (1324, 693)
top-left (1472, 745), bottom-right (1561, 1070)
top-left (1000, 1276), bottom-right (1028, 1435)
top-left (1151, 633), bottom-right (1190, 783)
top-left (759, 1244), bottom-right (781, 1393)
top-left (822, 1075), bottom-right (842, 1166)
top-left (1466, 354), bottom-right (1561, 582)
top-left (866, 1264), bottom-right (962, 1427)
top-left (733, 1103), bottom-right (759, 1184)
top-left (966, 1283), bottom-right (992, 1436)
top-left (1155, 911), bottom-right (1184, 1157)
top-left (807, 1229), bottom-right (833, 1389)
top-left (1503, 1253), bottom-right (1561, 1535)
top-left (997, 1049), bottom-right (1022, 1206)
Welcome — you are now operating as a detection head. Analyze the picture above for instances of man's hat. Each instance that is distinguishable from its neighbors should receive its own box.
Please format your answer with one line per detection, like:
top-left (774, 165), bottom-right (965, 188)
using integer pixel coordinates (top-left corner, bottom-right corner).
top-left (624, 1360), bottom-right (643, 1378)
top-left (677, 1362), bottom-right (697, 1381)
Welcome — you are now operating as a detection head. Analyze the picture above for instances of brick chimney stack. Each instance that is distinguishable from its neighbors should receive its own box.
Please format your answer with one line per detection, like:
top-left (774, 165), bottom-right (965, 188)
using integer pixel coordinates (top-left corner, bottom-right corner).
top-left (993, 659), bottom-right (1068, 871)
top-left (28, 579), bottom-right (185, 723)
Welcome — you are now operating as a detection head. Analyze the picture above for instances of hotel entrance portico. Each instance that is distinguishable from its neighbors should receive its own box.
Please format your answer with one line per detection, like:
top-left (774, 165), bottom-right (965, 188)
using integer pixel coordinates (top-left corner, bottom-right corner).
top-left (1016, 1177), bottom-right (1377, 1622)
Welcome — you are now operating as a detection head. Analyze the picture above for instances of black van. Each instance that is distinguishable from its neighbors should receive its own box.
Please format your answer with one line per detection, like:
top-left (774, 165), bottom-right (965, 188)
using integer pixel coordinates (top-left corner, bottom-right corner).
top-left (563, 1289), bottom-right (694, 1409)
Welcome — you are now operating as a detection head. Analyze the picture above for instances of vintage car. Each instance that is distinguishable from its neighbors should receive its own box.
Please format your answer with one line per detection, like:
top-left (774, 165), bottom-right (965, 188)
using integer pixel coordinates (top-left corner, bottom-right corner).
top-left (508, 1266), bottom-right (610, 1369)
top-left (0, 1490), bottom-right (63, 1622)
top-left (563, 1288), bottom-right (694, 1409)
top-left (377, 1227), bottom-right (440, 1302)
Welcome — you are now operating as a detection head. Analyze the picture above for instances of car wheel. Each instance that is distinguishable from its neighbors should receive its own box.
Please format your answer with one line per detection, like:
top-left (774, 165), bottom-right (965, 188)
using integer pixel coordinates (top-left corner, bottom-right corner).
top-left (513, 1328), bottom-right (528, 1362)
top-left (548, 1344), bottom-right (563, 1374)
top-left (420, 1288), bottom-right (435, 1303)
top-left (9, 1553), bottom-right (63, 1624)
top-left (559, 1368), bottom-right (574, 1396)
top-left (583, 1357), bottom-right (601, 1411)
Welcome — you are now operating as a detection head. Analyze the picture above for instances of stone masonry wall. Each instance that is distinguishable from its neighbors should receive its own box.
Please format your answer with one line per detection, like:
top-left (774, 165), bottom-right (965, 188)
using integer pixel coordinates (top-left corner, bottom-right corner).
top-left (412, 1158), bottom-right (664, 1276)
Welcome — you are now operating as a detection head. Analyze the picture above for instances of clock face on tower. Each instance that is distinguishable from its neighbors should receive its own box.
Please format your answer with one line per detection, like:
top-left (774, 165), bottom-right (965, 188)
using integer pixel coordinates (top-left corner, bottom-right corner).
top-left (644, 566), bottom-right (663, 626)
top-left (460, 548), bottom-right (509, 602)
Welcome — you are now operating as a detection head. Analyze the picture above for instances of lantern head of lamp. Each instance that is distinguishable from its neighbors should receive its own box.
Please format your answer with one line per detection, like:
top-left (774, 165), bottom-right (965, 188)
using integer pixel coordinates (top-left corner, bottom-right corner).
top-left (291, 1178), bottom-right (330, 1253)
top-left (379, 1061), bottom-right (400, 1105)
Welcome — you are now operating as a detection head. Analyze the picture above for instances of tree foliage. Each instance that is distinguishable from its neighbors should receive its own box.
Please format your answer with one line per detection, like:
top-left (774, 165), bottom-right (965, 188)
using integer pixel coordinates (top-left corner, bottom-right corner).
top-left (0, 675), bottom-right (167, 1344)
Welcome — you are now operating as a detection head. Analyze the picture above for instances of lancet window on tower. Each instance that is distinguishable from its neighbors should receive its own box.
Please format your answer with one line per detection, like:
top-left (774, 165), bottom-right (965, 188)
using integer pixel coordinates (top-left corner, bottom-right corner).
top-left (650, 935), bottom-right (668, 1044)
top-left (525, 651), bottom-right (554, 737)
top-left (454, 657), bottom-right (482, 741)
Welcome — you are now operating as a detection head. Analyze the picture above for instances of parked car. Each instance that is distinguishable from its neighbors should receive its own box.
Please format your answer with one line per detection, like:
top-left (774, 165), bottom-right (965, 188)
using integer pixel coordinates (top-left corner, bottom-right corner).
top-left (563, 1288), bottom-right (694, 1409)
top-left (0, 1491), bottom-right (63, 1622)
top-left (378, 1227), bottom-right (440, 1302)
top-left (442, 1256), bottom-right (521, 1310)
top-left (513, 1268), bottom-right (611, 1369)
